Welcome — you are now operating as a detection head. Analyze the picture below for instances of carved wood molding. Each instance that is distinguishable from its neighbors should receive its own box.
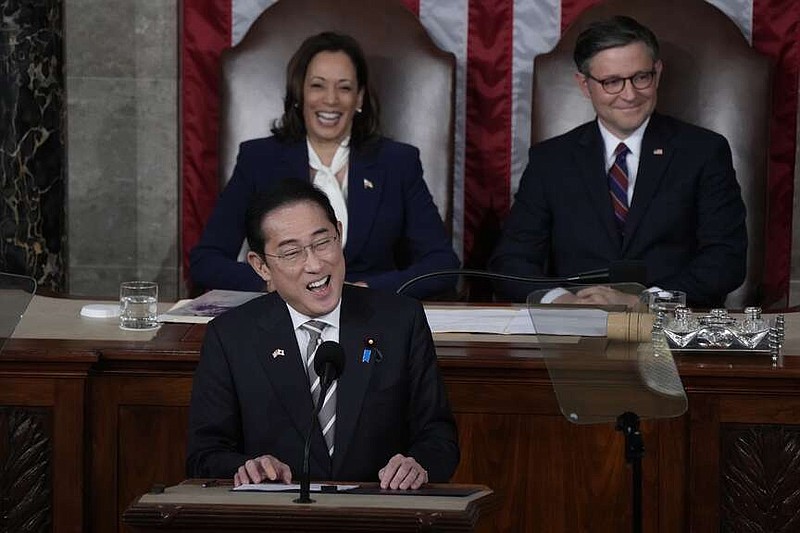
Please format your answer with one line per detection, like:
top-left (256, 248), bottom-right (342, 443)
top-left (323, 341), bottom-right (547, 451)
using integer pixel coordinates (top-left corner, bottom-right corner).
top-left (0, 407), bottom-right (52, 532)
top-left (721, 424), bottom-right (800, 533)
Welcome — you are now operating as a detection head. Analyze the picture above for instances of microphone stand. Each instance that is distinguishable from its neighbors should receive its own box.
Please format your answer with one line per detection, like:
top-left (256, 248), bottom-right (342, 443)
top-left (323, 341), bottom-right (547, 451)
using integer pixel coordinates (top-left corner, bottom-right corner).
top-left (616, 411), bottom-right (644, 533)
top-left (294, 373), bottom-right (333, 504)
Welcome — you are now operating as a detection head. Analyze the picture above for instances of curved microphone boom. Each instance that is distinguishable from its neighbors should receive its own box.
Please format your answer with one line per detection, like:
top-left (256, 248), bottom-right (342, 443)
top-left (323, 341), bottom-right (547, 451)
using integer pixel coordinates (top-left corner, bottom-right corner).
top-left (396, 262), bottom-right (646, 296)
top-left (295, 341), bottom-right (345, 504)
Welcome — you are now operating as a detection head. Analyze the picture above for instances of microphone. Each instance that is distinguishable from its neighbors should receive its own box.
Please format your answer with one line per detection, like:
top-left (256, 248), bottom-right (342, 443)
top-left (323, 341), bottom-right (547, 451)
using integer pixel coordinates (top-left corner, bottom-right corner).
top-left (396, 262), bottom-right (648, 295)
top-left (295, 341), bottom-right (345, 504)
top-left (314, 340), bottom-right (346, 387)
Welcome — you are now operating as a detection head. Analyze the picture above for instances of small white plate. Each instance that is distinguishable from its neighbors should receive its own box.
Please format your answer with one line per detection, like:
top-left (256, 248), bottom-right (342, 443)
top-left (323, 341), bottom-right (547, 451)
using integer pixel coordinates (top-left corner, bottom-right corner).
top-left (80, 303), bottom-right (120, 319)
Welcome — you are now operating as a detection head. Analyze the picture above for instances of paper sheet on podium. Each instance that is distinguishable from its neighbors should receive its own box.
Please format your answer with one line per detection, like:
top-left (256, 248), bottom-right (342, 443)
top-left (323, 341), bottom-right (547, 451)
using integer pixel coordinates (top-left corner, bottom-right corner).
top-left (233, 483), bottom-right (357, 492)
top-left (423, 306), bottom-right (607, 336)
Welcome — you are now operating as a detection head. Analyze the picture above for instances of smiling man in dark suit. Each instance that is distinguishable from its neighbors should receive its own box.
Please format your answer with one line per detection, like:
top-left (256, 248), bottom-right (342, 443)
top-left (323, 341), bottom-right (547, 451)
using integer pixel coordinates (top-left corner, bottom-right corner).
top-left (186, 179), bottom-right (458, 490)
top-left (490, 16), bottom-right (747, 308)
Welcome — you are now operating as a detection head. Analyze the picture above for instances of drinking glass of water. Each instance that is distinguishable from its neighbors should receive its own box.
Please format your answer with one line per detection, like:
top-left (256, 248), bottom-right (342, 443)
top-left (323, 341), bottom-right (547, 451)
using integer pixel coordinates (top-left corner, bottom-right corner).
top-left (119, 281), bottom-right (159, 330)
top-left (648, 290), bottom-right (686, 314)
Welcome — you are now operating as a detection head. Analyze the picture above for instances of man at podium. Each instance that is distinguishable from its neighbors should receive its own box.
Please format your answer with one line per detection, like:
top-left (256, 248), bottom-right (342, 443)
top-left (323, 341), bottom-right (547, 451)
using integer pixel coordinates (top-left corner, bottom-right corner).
top-left (186, 179), bottom-right (459, 490)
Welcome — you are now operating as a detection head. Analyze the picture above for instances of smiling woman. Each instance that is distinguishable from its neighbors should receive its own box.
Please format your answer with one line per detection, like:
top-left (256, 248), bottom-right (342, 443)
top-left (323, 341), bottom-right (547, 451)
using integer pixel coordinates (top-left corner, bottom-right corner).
top-left (189, 32), bottom-right (459, 299)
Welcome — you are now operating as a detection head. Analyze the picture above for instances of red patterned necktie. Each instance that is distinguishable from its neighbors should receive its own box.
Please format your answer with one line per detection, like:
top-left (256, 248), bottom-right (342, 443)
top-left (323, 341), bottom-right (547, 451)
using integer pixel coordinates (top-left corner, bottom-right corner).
top-left (609, 142), bottom-right (630, 229)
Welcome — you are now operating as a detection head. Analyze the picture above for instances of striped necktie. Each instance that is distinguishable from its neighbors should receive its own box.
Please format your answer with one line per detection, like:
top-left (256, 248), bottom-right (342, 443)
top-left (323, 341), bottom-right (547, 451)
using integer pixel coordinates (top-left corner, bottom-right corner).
top-left (609, 142), bottom-right (630, 229)
top-left (301, 319), bottom-right (337, 456)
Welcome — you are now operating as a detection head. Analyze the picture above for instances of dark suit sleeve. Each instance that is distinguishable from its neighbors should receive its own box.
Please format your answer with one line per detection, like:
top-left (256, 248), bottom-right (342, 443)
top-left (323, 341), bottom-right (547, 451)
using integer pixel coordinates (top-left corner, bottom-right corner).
top-left (189, 144), bottom-right (267, 292)
top-left (186, 321), bottom-right (251, 478)
top-left (657, 136), bottom-right (747, 305)
top-left (405, 301), bottom-right (459, 482)
top-left (488, 147), bottom-right (553, 300)
top-left (356, 148), bottom-right (460, 298)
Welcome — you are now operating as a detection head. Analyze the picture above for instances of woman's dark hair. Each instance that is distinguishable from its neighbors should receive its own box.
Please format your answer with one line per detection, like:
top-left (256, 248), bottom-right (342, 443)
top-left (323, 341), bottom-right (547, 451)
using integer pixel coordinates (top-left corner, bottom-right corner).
top-left (246, 179), bottom-right (339, 257)
top-left (271, 31), bottom-right (381, 148)
top-left (573, 16), bottom-right (660, 75)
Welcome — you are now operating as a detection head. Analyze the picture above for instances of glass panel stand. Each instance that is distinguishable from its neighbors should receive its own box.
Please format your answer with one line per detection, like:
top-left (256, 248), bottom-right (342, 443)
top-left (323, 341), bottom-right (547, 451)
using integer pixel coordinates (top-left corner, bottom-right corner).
top-left (528, 291), bottom-right (687, 533)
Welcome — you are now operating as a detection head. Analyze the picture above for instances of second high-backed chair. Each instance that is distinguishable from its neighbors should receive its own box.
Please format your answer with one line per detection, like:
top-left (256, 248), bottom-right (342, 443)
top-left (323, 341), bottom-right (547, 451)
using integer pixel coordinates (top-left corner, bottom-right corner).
top-left (531, 0), bottom-right (771, 308)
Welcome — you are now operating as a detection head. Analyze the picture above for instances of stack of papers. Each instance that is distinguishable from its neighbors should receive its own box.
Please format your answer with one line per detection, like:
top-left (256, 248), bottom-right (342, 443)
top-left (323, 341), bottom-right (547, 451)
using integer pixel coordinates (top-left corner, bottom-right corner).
top-left (424, 306), bottom-right (608, 337)
top-left (158, 290), bottom-right (263, 324)
top-left (424, 307), bottom-right (535, 334)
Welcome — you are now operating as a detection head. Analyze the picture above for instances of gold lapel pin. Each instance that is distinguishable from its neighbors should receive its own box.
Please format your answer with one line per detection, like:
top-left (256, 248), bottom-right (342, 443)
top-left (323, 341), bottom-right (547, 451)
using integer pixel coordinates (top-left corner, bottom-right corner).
top-left (363, 178), bottom-right (374, 189)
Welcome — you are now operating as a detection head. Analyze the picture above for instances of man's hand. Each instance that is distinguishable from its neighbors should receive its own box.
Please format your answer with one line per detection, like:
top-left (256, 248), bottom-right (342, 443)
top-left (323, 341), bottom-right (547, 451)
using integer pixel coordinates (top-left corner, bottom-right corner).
top-left (552, 291), bottom-right (582, 304)
top-left (378, 454), bottom-right (428, 490)
top-left (573, 285), bottom-right (640, 308)
top-left (233, 455), bottom-right (292, 487)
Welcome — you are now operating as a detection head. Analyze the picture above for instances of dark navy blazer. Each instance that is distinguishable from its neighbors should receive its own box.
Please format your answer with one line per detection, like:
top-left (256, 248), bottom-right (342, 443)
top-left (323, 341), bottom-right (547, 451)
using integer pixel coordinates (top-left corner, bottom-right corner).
top-left (185, 285), bottom-right (459, 482)
top-left (490, 113), bottom-right (747, 307)
top-left (190, 136), bottom-right (459, 298)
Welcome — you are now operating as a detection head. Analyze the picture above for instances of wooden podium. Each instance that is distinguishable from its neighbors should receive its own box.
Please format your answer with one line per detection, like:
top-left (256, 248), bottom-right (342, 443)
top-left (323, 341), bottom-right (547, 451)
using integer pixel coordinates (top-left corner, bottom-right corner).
top-left (123, 480), bottom-right (496, 532)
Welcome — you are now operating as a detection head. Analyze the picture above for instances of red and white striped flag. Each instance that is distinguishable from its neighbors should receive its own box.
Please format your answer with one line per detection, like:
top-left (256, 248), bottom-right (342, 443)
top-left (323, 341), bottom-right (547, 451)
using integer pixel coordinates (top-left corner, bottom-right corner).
top-left (182, 0), bottom-right (799, 302)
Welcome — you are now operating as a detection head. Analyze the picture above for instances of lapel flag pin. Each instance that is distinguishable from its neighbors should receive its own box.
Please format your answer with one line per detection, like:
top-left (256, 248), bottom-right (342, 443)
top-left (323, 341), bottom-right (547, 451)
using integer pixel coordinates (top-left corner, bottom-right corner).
top-left (362, 337), bottom-right (376, 363)
top-left (271, 348), bottom-right (285, 358)
top-left (653, 148), bottom-right (664, 155)
top-left (363, 178), bottom-right (374, 189)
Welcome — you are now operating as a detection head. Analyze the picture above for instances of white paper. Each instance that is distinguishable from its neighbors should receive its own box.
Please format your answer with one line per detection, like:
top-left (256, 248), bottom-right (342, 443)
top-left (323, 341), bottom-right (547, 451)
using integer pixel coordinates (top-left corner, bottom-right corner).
top-left (424, 307), bottom-right (535, 334)
top-left (158, 290), bottom-right (263, 324)
top-left (232, 483), bottom-right (358, 492)
top-left (424, 305), bottom-right (608, 337)
top-left (529, 307), bottom-right (608, 337)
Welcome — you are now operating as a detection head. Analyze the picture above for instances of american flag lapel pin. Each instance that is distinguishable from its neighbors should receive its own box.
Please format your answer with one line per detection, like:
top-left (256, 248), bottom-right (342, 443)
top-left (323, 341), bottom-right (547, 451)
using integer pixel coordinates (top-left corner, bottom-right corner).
top-left (363, 178), bottom-right (374, 190)
top-left (271, 348), bottom-right (285, 359)
top-left (653, 148), bottom-right (664, 155)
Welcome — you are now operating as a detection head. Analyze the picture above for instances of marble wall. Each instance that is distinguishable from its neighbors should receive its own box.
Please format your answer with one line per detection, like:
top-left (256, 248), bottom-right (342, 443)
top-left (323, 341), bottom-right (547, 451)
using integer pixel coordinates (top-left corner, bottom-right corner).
top-left (0, 0), bottom-right (66, 292)
top-left (65, 0), bottom-right (179, 299)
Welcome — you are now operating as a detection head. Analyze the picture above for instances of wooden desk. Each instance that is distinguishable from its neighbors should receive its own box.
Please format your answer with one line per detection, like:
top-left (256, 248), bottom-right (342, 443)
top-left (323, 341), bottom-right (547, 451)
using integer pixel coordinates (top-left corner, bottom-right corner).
top-left (122, 480), bottom-right (496, 532)
top-left (3, 297), bottom-right (800, 532)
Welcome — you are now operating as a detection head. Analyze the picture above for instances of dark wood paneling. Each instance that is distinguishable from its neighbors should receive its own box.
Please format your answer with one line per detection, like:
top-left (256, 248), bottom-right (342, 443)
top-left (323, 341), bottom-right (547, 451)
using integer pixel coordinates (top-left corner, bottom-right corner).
top-left (5, 323), bottom-right (800, 532)
top-left (721, 425), bottom-right (800, 532)
top-left (452, 412), bottom-right (534, 532)
top-left (0, 371), bottom-right (86, 533)
top-left (656, 415), bottom-right (687, 533)
top-left (118, 406), bottom-right (189, 531)
top-left (688, 393), bottom-right (720, 531)
top-left (90, 376), bottom-right (193, 533)
top-left (0, 407), bottom-right (52, 532)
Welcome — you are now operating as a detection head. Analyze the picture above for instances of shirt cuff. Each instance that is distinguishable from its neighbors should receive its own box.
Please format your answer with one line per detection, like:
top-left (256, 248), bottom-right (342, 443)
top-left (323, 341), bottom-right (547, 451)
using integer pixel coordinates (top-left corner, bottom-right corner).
top-left (540, 287), bottom-right (570, 304)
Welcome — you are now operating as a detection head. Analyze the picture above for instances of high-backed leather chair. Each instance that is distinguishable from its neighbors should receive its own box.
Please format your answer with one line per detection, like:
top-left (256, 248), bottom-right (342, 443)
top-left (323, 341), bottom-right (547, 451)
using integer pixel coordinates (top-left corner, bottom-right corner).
top-left (218, 0), bottom-right (455, 228)
top-left (531, 0), bottom-right (771, 307)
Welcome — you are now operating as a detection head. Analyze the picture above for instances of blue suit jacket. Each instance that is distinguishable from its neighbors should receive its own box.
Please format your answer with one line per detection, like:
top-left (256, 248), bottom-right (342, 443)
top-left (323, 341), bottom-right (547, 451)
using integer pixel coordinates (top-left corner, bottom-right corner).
top-left (190, 136), bottom-right (459, 298)
top-left (185, 285), bottom-right (459, 483)
top-left (490, 114), bottom-right (747, 307)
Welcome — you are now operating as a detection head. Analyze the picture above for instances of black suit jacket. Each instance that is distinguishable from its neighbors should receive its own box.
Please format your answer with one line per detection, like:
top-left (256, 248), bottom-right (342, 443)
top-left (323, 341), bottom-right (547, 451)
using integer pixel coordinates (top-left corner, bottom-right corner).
top-left (490, 114), bottom-right (747, 307)
top-left (186, 285), bottom-right (459, 482)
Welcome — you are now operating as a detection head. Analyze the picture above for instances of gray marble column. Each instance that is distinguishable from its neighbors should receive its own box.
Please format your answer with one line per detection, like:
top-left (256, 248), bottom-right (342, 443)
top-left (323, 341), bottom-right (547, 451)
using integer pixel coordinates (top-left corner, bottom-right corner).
top-left (0, 1), bottom-right (65, 292)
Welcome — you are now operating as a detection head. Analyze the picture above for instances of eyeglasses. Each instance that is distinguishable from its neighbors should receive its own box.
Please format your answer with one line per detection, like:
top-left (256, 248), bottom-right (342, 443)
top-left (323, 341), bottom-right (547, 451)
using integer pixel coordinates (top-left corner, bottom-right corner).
top-left (585, 69), bottom-right (657, 95)
top-left (263, 234), bottom-right (340, 265)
